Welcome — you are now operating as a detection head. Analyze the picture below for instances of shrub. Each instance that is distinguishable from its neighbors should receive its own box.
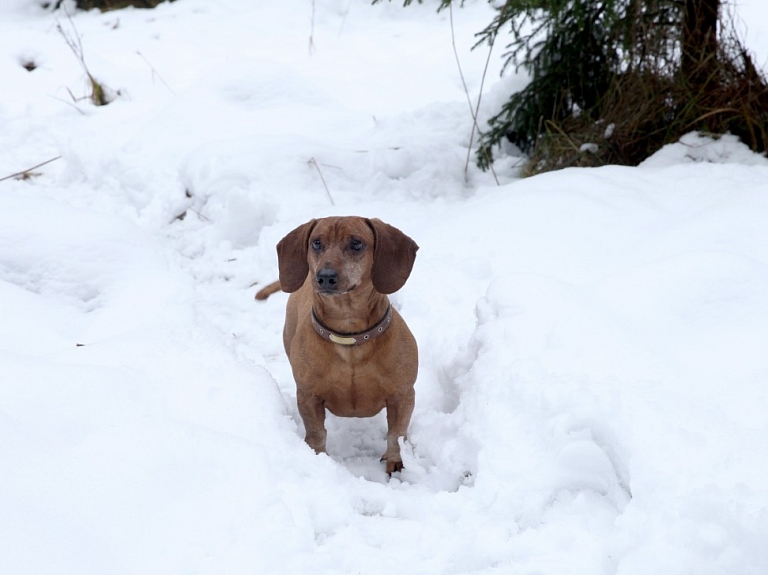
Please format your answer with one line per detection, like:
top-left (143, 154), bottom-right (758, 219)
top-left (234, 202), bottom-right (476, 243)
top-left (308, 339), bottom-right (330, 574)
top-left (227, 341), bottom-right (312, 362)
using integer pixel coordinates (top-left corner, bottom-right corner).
top-left (383, 1), bottom-right (768, 174)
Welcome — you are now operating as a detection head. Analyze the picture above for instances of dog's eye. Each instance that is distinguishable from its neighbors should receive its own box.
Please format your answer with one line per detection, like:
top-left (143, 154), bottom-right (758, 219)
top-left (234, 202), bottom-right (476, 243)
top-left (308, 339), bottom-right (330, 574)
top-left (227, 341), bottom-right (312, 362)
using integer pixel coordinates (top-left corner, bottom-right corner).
top-left (311, 239), bottom-right (322, 251)
top-left (350, 239), bottom-right (365, 252)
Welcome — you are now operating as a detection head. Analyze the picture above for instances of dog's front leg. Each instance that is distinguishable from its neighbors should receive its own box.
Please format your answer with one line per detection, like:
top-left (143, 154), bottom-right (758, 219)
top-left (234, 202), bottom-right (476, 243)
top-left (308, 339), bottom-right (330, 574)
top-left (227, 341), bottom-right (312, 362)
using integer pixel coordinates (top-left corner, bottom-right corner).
top-left (297, 390), bottom-right (327, 454)
top-left (382, 388), bottom-right (415, 474)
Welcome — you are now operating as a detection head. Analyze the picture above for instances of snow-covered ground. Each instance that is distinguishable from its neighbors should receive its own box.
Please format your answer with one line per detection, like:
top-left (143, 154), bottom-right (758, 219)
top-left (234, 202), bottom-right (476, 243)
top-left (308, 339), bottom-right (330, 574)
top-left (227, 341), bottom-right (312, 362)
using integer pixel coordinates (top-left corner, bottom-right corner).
top-left (2, 1), bottom-right (768, 573)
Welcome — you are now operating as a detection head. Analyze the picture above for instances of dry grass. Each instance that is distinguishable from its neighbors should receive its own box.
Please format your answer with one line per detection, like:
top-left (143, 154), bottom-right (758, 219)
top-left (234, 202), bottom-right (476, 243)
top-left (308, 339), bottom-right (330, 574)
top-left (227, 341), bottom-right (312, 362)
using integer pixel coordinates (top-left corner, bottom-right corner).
top-left (524, 42), bottom-right (768, 176)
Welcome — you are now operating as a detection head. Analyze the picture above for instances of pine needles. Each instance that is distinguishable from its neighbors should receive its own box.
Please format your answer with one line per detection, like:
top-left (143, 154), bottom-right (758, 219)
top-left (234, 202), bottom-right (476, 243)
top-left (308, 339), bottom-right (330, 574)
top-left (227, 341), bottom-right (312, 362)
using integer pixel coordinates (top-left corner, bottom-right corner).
top-left (472, 0), bottom-right (768, 175)
top-left (383, 0), bottom-right (768, 174)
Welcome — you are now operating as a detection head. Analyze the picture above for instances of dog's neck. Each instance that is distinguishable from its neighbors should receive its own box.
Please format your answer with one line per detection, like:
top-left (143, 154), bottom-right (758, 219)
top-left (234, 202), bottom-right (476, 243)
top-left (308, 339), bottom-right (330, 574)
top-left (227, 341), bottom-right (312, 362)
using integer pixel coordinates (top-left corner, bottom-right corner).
top-left (312, 287), bottom-right (390, 335)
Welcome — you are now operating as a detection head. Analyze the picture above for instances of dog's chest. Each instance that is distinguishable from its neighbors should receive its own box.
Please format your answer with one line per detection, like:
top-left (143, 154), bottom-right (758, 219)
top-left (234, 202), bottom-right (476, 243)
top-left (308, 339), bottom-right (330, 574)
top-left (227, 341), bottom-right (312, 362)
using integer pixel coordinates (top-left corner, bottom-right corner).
top-left (323, 375), bottom-right (387, 418)
top-left (301, 344), bottom-right (393, 417)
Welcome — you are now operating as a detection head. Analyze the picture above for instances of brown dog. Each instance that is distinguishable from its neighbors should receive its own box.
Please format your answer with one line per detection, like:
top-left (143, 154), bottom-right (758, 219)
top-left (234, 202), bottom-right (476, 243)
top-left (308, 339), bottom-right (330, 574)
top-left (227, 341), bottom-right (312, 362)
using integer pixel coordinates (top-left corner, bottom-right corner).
top-left (256, 217), bottom-right (419, 473)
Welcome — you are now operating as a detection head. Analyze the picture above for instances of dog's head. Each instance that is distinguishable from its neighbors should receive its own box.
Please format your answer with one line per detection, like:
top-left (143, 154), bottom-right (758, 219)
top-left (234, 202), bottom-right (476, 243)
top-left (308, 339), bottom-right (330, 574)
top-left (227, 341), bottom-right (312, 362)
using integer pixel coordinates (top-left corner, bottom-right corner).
top-left (277, 216), bottom-right (418, 296)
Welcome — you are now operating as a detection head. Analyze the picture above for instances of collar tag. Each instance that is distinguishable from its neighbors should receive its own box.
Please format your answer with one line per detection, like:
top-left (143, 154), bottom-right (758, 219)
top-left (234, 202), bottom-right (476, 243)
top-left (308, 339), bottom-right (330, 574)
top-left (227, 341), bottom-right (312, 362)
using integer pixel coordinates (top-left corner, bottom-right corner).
top-left (329, 333), bottom-right (357, 345)
top-left (311, 305), bottom-right (393, 346)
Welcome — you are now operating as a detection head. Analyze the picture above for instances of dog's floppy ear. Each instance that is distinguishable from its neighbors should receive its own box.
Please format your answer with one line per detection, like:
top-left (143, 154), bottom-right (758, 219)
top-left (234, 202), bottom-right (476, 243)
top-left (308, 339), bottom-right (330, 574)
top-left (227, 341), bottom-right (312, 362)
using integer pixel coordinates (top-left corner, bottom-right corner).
top-left (277, 219), bottom-right (317, 293)
top-left (366, 218), bottom-right (419, 294)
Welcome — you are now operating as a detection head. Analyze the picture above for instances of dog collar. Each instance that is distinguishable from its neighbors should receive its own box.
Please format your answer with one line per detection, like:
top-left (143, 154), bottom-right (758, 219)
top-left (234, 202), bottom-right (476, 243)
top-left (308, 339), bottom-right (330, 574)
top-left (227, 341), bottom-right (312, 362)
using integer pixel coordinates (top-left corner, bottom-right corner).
top-left (311, 305), bottom-right (393, 346)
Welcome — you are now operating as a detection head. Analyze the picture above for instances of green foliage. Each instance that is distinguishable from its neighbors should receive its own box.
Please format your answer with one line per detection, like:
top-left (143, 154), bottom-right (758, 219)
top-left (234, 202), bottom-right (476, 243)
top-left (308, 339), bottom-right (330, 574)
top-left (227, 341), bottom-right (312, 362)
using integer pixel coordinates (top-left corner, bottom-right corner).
top-left (475, 1), bottom-right (625, 166)
top-left (382, 0), bottom-right (768, 174)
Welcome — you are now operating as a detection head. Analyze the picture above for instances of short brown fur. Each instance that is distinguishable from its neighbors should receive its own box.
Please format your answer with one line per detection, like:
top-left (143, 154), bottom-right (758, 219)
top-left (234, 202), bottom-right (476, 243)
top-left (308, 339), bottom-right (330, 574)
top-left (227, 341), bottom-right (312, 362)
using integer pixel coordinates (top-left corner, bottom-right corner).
top-left (257, 216), bottom-right (418, 473)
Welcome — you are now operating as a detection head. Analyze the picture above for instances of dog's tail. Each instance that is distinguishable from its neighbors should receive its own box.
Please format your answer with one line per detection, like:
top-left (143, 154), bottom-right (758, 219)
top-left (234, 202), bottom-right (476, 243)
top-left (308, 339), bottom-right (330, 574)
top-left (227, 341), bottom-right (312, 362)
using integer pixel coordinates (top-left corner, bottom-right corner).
top-left (255, 280), bottom-right (281, 300)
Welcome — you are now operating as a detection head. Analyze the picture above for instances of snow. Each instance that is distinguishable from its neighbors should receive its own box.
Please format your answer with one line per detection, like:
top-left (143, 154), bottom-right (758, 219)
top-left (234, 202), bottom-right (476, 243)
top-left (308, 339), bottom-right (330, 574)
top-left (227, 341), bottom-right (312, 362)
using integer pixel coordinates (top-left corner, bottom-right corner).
top-left (2, 1), bottom-right (768, 573)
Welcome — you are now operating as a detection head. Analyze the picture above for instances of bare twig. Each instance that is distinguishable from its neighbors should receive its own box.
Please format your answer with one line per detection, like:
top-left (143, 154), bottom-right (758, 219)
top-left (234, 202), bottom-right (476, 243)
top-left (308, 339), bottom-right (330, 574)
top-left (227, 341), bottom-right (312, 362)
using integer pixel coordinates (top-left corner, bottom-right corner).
top-left (0, 156), bottom-right (62, 183)
top-left (48, 94), bottom-right (86, 115)
top-left (469, 32), bottom-right (498, 184)
top-left (338, 0), bottom-right (353, 36)
top-left (190, 208), bottom-right (211, 222)
top-left (57, 4), bottom-right (112, 106)
top-left (449, 4), bottom-right (500, 185)
top-left (449, 5), bottom-right (475, 137)
top-left (309, 0), bottom-right (316, 54)
top-left (309, 157), bottom-right (335, 206)
top-left (136, 51), bottom-right (175, 95)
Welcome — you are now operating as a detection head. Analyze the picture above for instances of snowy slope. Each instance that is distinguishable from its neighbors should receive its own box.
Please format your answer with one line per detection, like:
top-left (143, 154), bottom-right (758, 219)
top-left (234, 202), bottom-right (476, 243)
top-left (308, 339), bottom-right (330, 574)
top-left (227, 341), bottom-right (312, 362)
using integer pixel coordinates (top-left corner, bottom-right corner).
top-left (1, 1), bottom-right (768, 574)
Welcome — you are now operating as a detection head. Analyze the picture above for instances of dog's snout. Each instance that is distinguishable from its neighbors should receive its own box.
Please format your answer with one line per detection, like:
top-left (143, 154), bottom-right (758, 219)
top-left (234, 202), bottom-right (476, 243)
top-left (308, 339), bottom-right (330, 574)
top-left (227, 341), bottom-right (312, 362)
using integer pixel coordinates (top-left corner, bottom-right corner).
top-left (316, 268), bottom-right (339, 290)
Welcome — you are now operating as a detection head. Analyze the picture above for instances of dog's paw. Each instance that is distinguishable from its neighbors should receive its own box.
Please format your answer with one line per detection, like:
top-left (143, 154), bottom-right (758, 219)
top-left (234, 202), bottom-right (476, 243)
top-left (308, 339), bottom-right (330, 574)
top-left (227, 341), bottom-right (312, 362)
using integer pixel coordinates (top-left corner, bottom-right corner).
top-left (385, 459), bottom-right (404, 475)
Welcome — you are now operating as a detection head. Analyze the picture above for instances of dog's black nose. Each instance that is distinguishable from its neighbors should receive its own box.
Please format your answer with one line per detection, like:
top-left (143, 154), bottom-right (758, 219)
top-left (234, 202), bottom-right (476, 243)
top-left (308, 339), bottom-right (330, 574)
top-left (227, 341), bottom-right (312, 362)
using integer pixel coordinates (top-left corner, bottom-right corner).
top-left (316, 268), bottom-right (338, 289)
